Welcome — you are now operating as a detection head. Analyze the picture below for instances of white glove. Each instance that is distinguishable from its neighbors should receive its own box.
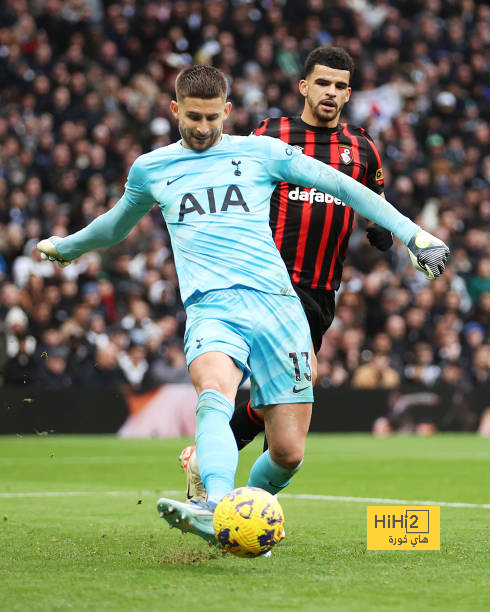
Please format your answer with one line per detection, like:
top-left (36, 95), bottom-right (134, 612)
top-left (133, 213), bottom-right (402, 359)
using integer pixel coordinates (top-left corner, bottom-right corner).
top-left (36, 237), bottom-right (72, 268)
top-left (408, 230), bottom-right (449, 280)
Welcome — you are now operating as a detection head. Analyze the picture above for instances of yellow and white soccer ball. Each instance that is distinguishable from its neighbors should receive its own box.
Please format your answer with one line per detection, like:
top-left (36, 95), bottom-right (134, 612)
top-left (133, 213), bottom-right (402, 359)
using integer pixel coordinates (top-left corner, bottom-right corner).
top-left (213, 487), bottom-right (285, 557)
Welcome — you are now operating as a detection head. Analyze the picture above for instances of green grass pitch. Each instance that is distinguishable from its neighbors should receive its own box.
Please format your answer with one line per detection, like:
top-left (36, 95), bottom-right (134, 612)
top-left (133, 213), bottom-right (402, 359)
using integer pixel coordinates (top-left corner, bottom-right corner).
top-left (1, 434), bottom-right (489, 611)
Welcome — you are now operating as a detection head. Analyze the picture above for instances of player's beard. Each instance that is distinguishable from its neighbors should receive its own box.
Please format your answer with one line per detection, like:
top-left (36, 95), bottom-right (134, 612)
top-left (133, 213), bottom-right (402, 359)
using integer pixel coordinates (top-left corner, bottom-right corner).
top-left (308, 94), bottom-right (341, 125)
top-left (180, 125), bottom-right (222, 151)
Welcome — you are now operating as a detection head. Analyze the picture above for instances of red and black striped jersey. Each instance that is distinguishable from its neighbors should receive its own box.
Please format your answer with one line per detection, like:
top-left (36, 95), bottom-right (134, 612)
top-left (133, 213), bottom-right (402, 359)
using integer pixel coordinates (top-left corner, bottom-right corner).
top-left (253, 117), bottom-right (384, 291)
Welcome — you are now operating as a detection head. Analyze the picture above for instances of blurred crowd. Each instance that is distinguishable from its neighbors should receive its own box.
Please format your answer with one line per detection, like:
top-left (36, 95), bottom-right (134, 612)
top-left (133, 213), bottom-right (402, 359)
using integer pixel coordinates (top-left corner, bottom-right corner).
top-left (0, 0), bottom-right (488, 428)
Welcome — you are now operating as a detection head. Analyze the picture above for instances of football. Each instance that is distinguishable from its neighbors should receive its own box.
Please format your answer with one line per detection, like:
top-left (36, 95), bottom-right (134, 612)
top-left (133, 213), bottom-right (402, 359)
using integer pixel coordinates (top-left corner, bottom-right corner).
top-left (213, 487), bottom-right (285, 557)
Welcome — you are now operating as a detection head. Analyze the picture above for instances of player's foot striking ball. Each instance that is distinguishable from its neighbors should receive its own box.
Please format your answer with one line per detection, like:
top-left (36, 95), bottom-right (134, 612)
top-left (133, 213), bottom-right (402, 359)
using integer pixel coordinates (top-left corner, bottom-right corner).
top-left (157, 497), bottom-right (217, 545)
top-left (213, 487), bottom-right (285, 557)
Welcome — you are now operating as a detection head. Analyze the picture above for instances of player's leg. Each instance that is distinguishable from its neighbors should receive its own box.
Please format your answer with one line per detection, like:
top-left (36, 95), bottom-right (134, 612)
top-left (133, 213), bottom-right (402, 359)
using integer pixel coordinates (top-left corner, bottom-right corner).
top-left (228, 287), bottom-right (329, 452)
top-left (158, 292), bottom-right (251, 541)
top-left (248, 401), bottom-right (311, 493)
top-left (158, 351), bottom-right (242, 542)
top-left (245, 289), bottom-right (314, 492)
top-left (229, 399), bottom-right (264, 449)
top-left (188, 351), bottom-right (243, 503)
top-left (181, 292), bottom-right (251, 504)
top-left (179, 288), bottom-right (331, 501)
top-left (260, 340), bottom-right (314, 453)
top-left (180, 397), bottom-right (264, 503)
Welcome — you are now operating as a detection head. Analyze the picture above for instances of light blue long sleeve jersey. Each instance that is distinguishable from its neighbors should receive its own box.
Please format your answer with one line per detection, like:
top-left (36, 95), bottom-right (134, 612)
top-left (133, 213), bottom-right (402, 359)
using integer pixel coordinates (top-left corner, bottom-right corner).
top-left (56, 134), bottom-right (419, 306)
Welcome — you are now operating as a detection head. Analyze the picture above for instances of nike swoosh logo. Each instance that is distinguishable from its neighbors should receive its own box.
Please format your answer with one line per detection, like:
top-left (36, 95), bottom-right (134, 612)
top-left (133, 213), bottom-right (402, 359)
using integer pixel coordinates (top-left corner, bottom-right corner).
top-left (292, 385), bottom-right (309, 393)
top-left (268, 481), bottom-right (289, 490)
top-left (167, 175), bottom-right (185, 185)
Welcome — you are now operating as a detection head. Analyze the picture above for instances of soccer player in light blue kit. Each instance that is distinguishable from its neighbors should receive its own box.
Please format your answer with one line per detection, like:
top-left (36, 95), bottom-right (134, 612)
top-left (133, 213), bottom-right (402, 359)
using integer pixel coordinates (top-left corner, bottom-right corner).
top-left (37, 65), bottom-right (449, 546)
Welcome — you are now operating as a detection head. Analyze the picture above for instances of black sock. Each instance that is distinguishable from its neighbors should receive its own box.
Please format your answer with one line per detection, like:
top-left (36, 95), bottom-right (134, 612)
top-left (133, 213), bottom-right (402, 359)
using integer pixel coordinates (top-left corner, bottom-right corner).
top-left (230, 400), bottom-right (265, 450)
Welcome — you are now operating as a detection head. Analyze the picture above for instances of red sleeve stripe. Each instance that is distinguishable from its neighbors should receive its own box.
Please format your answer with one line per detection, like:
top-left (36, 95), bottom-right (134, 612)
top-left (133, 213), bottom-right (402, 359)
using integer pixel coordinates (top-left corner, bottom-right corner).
top-left (272, 117), bottom-right (290, 253)
top-left (311, 131), bottom-right (338, 288)
top-left (291, 129), bottom-right (315, 285)
top-left (253, 119), bottom-right (269, 136)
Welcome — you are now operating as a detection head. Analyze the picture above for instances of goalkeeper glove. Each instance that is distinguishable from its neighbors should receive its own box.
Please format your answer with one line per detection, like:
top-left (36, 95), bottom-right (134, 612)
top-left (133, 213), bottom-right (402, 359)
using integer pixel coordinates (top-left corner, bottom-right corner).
top-left (407, 230), bottom-right (449, 280)
top-left (37, 237), bottom-right (72, 267)
top-left (366, 224), bottom-right (393, 251)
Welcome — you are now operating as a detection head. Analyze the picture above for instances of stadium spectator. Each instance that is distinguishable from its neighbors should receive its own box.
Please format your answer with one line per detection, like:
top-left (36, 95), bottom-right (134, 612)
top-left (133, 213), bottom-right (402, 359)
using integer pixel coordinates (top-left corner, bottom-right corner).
top-left (36, 343), bottom-right (72, 388)
top-left (352, 352), bottom-right (400, 389)
top-left (79, 341), bottom-right (127, 390)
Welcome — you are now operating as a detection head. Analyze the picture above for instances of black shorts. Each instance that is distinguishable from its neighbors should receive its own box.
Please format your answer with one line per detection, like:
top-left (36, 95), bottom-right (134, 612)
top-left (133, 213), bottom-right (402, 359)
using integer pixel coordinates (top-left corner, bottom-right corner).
top-left (293, 285), bottom-right (336, 354)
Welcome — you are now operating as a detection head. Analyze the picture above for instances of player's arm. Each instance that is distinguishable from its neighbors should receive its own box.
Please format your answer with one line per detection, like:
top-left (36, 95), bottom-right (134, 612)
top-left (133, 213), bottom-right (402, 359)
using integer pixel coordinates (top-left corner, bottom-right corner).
top-left (266, 139), bottom-right (449, 279)
top-left (37, 159), bottom-right (155, 265)
top-left (362, 135), bottom-right (393, 251)
top-left (365, 193), bottom-right (394, 252)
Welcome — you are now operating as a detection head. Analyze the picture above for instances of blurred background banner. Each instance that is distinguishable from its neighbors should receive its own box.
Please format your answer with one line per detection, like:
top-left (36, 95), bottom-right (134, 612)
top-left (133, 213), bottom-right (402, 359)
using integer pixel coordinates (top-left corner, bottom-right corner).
top-left (119, 383), bottom-right (197, 438)
top-left (0, 385), bottom-right (128, 434)
top-left (1, 383), bottom-right (488, 436)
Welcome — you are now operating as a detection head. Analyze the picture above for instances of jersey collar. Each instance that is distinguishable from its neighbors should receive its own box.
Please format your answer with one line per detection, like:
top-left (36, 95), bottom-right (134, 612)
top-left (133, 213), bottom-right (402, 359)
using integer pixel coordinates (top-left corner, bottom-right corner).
top-left (295, 117), bottom-right (341, 134)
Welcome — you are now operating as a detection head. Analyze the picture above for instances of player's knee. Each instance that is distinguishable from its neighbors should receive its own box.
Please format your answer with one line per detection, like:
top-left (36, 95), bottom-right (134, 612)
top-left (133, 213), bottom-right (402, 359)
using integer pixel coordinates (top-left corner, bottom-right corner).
top-left (197, 380), bottom-right (228, 397)
top-left (270, 445), bottom-right (304, 471)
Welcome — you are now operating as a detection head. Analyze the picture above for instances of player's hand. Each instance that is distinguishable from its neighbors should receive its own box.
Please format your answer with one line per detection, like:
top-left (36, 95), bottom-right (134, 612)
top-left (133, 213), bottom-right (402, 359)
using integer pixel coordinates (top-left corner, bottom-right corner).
top-left (407, 230), bottom-right (449, 280)
top-left (366, 224), bottom-right (393, 251)
top-left (36, 237), bottom-right (72, 268)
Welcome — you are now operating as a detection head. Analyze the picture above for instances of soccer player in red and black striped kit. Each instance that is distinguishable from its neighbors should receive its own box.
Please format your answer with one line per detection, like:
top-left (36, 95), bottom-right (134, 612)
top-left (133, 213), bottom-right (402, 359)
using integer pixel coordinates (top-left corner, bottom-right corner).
top-left (179, 46), bottom-right (394, 499)
top-left (228, 46), bottom-right (393, 449)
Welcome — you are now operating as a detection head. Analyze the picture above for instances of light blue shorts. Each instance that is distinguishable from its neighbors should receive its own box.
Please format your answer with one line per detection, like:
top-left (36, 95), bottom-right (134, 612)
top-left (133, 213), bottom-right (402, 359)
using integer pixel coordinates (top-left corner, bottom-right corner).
top-left (184, 288), bottom-right (314, 407)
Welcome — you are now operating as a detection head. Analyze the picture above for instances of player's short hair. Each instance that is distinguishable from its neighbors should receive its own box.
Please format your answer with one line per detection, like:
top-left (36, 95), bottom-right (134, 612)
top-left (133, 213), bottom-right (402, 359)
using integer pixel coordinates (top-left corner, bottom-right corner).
top-left (304, 46), bottom-right (355, 79)
top-left (175, 65), bottom-right (228, 101)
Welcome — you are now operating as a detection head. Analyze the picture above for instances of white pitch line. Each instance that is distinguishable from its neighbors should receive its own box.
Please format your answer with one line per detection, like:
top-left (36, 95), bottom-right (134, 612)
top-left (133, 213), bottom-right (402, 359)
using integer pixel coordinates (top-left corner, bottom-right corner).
top-left (0, 490), bottom-right (489, 509)
top-left (0, 490), bottom-right (181, 499)
top-left (279, 494), bottom-right (490, 510)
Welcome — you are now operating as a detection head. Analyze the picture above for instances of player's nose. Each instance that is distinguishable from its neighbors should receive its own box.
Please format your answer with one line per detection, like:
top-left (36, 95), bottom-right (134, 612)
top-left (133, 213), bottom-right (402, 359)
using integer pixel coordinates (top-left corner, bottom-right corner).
top-left (196, 120), bottom-right (209, 135)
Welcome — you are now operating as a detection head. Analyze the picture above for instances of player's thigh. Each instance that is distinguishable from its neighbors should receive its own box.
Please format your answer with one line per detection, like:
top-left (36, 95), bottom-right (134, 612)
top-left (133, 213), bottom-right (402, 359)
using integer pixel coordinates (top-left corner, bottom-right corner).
top-left (189, 351), bottom-right (243, 403)
top-left (263, 402), bottom-right (312, 468)
top-left (248, 292), bottom-right (313, 408)
top-left (185, 291), bottom-right (251, 402)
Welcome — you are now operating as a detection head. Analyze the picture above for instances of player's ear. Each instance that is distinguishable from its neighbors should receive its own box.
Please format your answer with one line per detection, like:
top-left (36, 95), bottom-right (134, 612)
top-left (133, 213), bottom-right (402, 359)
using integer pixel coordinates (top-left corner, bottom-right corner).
top-left (345, 87), bottom-right (352, 102)
top-left (223, 101), bottom-right (232, 119)
top-left (170, 100), bottom-right (179, 118)
top-left (298, 79), bottom-right (308, 98)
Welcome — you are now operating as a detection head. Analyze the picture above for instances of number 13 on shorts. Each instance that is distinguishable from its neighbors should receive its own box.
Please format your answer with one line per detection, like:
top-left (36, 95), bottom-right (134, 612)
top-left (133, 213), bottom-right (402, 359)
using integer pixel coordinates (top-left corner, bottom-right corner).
top-left (289, 351), bottom-right (312, 382)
